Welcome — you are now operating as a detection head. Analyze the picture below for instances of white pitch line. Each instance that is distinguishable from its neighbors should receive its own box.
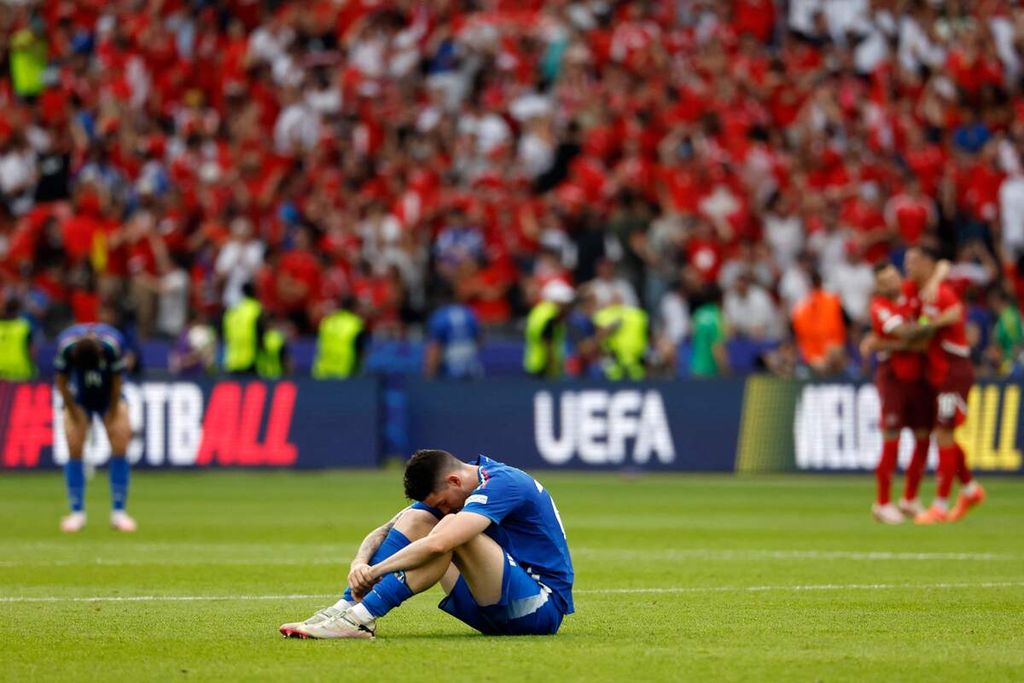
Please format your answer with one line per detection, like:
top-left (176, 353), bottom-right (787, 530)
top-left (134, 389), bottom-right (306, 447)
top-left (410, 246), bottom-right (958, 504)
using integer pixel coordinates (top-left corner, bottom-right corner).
top-left (3, 581), bottom-right (1024, 604)
top-left (0, 593), bottom-right (338, 604)
top-left (575, 581), bottom-right (1024, 595)
top-left (0, 549), bottom-right (1013, 568)
top-left (573, 549), bottom-right (1014, 562)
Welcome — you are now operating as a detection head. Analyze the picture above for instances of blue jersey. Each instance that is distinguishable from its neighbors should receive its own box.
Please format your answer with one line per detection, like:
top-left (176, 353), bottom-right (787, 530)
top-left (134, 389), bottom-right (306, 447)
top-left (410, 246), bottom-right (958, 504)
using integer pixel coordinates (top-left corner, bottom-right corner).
top-left (461, 455), bottom-right (574, 614)
top-left (53, 323), bottom-right (126, 413)
top-left (427, 304), bottom-right (482, 379)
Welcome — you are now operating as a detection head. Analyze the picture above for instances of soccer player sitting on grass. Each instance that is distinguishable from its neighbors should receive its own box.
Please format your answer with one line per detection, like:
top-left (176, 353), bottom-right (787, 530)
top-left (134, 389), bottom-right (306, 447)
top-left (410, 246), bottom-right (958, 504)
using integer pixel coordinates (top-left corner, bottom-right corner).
top-left (279, 450), bottom-right (574, 639)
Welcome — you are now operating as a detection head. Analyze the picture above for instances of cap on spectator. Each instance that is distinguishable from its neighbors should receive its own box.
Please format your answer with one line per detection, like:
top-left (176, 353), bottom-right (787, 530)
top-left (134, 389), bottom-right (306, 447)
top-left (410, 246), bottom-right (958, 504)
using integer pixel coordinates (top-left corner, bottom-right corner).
top-left (541, 281), bottom-right (575, 304)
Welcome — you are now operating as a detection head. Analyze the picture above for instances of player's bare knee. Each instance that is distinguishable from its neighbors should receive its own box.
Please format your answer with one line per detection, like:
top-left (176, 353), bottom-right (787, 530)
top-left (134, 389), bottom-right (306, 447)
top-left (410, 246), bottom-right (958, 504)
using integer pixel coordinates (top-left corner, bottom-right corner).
top-left (393, 508), bottom-right (440, 540)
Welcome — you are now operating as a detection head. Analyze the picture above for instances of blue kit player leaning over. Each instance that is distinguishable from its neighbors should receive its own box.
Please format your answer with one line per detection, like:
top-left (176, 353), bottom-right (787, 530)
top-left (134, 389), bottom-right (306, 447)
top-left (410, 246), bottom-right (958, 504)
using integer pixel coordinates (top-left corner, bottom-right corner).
top-left (54, 323), bottom-right (137, 533)
top-left (279, 449), bottom-right (574, 639)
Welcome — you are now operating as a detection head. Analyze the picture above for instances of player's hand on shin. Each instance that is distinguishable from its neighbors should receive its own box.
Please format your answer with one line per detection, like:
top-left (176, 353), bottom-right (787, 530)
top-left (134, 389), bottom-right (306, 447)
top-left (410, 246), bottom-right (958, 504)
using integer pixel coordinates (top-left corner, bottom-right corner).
top-left (347, 562), bottom-right (375, 598)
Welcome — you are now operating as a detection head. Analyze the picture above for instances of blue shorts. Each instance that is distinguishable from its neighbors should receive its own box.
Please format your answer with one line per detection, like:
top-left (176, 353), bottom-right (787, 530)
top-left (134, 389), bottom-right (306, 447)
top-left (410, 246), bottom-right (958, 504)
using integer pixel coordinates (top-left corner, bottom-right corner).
top-left (438, 552), bottom-right (565, 636)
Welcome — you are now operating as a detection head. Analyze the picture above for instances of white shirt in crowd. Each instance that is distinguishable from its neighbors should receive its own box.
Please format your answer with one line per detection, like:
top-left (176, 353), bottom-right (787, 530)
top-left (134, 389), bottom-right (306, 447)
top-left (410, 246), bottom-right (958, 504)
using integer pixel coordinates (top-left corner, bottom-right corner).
top-left (590, 277), bottom-right (639, 310)
top-left (216, 238), bottom-right (265, 308)
top-left (274, 102), bottom-right (321, 154)
top-left (157, 268), bottom-right (190, 337)
top-left (779, 264), bottom-right (812, 314)
top-left (763, 212), bottom-right (804, 270)
top-left (828, 259), bottom-right (875, 324)
top-left (724, 283), bottom-right (782, 340)
top-left (658, 291), bottom-right (691, 345)
top-left (999, 174), bottom-right (1024, 258)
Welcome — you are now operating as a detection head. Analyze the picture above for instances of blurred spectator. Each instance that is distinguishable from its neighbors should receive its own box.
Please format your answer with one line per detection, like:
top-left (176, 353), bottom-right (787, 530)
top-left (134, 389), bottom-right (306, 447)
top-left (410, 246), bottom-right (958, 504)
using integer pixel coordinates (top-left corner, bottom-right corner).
top-left (0, 0), bottom-right (1022, 382)
top-left (779, 251), bottom-right (815, 314)
top-left (791, 270), bottom-right (848, 376)
top-left (424, 285), bottom-right (482, 380)
top-left (988, 286), bottom-right (1024, 376)
top-left (655, 273), bottom-right (695, 373)
top-left (222, 281), bottom-right (264, 375)
top-left (275, 227), bottom-right (321, 333)
top-left (594, 294), bottom-right (648, 380)
top-left (689, 284), bottom-right (729, 378)
top-left (257, 314), bottom-right (292, 379)
top-left (588, 257), bottom-right (639, 310)
top-left (524, 280), bottom-right (574, 379)
top-left (723, 272), bottom-right (782, 341)
top-left (216, 217), bottom-right (264, 310)
top-left (0, 296), bottom-right (34, 380)
top-left (312, 296), bottom-right (367, 380)
top-left (169, 311), bottom-right (218, 376)
top-left (828, 242), bottom-right (875, 327)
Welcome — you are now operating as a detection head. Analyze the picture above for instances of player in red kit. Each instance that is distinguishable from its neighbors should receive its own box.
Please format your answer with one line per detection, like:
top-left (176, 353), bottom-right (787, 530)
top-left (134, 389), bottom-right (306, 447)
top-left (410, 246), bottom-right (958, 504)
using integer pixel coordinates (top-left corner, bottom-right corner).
top-left (863, 262), bottom-right (938, 524)
top-left (904, 246), bottom-right (986, 524)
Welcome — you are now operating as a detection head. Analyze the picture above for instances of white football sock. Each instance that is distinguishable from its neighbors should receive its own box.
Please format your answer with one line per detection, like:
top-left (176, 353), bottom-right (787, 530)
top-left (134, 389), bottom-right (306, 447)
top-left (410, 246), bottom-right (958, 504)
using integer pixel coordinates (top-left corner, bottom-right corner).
top-left (962, 481), bottom-right (979, 497)
top-left (331, 597), bottom-right (354, 611)
top-left (932, 497), bottom-right (948, 511)
top-left (348, 603), bottom-right (375, 626)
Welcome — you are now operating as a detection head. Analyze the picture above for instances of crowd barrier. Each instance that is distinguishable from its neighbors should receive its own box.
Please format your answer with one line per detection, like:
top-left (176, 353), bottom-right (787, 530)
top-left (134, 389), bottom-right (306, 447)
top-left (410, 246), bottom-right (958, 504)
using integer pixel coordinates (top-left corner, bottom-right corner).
top-left (1, 378), bottom-right (1020, 474)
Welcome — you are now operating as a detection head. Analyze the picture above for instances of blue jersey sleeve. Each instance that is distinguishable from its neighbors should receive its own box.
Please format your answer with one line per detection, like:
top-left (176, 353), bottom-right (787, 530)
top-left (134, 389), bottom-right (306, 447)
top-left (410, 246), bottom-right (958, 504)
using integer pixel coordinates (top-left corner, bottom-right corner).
top-left (461, 472), bottom-right (523, 525)
top-left (53, 328), bottom-right (81, 373)
top-left (426, 310), bottom-right (447, 344)
top-left (96, 325), bottom-right (126, 373)
top-left (410, 501), bottom-right (444, 520)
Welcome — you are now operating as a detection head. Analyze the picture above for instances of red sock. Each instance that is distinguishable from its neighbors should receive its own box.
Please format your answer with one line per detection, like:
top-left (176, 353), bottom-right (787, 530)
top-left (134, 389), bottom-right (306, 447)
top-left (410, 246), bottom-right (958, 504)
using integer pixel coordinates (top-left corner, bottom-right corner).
top-left (903, 438), bottom-right (929, 501)
top-left (936, 445), bottom-right (958, 500)
top-left (955, 443), bottom-right (973, 485)
top-left (875, 439), bottom-right (899, 505)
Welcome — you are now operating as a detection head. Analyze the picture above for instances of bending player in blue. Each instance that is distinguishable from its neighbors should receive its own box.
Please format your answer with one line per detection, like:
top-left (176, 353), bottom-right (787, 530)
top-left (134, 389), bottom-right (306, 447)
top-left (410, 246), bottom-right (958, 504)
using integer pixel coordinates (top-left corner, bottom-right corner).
top-left (54, 323), bottom-right (137, 533)
top-left (279, 449), bottom-right (574, 638)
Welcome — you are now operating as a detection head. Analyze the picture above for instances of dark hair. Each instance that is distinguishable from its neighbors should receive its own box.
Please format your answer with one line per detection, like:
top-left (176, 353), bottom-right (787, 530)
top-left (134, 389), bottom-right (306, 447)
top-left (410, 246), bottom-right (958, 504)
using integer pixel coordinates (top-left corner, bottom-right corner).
top-left (872, 261), bottom-right (892, 275)
top-left (810, 269), bottom-right (824, 289)
top-left (909, 245), bottom-right (939, 262)
top-left (403, 449), bottom-right (459, 501)
top-left (71, 338), bottom-right (102, 370)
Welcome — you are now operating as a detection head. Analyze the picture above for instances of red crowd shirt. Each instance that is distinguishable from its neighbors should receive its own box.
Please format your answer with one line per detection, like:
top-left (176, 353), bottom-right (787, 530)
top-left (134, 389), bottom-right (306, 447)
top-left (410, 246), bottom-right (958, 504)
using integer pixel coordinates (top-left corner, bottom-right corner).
top-left (869, 294), bottom-right (922, 381)
top-left (885, 194), bottom-right (934, 246)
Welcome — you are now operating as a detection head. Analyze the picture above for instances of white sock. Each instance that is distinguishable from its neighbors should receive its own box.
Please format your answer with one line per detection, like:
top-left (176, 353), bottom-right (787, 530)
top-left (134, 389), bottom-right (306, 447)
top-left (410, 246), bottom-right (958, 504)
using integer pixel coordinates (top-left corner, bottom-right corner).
top-left (348, 602), bottom-right (375, 626)
top-left (331, 597), bottom-right (353, 611)
top-left (962, 481), bottom-right (979, 496)
top-left (933, 497), bottom-right (948, 511)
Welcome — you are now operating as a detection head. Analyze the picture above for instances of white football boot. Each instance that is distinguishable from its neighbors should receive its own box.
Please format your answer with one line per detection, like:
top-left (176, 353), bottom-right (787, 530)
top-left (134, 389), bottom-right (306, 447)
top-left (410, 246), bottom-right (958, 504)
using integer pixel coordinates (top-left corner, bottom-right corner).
top-left (60, 512), bottom-right (87, 533)
top-left (871, 503), bottom-right (904, 525)
top-left (897, 498), bottom-right (925, 518)
top-left (279, 606), bottom-right (345, 638)
top-left (110, 511), bottom-right (138, 532)
top-left (283, 609), bottom-right (375, 640)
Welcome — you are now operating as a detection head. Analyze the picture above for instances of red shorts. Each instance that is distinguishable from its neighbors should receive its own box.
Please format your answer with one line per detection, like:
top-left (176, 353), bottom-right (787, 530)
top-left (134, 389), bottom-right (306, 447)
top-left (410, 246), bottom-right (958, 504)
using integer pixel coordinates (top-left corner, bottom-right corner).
top-left (875, 367), bottom-right (935, 432)
top-left (931, 358), bottom-right (974, 429)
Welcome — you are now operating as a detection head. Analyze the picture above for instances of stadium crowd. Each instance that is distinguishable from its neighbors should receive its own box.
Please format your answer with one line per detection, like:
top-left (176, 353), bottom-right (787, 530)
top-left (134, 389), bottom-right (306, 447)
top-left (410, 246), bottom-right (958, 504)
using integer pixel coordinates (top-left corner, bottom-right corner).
top-left (0, 0), bottom-right (1023, 379)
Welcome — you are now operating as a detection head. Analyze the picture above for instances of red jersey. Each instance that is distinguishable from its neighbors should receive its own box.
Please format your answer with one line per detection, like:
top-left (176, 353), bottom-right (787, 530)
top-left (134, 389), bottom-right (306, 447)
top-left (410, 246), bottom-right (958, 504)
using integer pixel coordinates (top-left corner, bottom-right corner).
top-left (920, 283), bottom-right (970, 387)
top-left (869, 294), bottom-right (921, 381)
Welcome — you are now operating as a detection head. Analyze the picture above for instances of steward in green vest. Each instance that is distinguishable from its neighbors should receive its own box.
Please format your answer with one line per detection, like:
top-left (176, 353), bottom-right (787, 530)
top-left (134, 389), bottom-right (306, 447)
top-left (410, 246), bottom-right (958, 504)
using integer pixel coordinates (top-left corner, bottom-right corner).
top-left (0, 299), bottom-right (35, 380)
top-left (594, 301), bottom-right (648, 380)
top-left (10, 25), bottom-right (46, 99)
top-left (523, 281), bottom-right (575, 378)
top-left (222, 284), bottom-right (264, 374)
top-left (256, 323), bottom-right (290, 379)
top-left (313, 298), bottom-right (367, 379)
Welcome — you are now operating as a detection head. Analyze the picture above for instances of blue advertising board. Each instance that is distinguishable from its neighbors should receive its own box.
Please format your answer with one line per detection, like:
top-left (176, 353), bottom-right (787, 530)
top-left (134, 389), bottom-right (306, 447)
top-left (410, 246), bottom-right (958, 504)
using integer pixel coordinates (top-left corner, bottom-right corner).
top-left (405, 379), bottom-right (745, 471)
top-left (0, 379), bottom-right (379, 470)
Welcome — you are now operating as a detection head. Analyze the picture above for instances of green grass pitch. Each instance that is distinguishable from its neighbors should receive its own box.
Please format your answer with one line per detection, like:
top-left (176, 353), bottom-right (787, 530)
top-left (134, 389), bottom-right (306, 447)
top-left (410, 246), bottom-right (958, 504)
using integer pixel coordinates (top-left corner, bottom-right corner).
top-left (1, 470), bottom-right (1023, 682)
